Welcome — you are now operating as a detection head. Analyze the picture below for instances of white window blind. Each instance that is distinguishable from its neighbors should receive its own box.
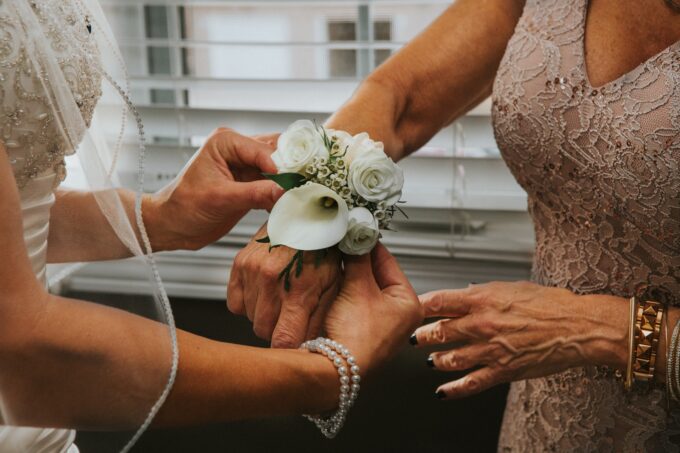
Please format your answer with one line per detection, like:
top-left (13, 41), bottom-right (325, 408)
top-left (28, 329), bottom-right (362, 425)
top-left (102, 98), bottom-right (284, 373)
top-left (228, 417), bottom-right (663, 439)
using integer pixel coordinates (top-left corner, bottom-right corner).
top-left (66, 1), bottom-right (534, 298)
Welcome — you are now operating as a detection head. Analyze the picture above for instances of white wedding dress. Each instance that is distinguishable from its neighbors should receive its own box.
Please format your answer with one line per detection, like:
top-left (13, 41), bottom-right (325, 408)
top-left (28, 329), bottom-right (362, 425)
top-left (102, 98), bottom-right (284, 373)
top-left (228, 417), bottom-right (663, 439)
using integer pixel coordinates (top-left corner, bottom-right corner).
top-left (1, 0), bottom-right (102, 451)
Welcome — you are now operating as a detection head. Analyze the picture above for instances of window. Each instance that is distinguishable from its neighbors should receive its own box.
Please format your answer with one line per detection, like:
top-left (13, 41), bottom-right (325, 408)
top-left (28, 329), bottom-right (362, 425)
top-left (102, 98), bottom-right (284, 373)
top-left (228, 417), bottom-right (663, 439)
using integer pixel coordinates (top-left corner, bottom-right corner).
top-left (328, 21), bottom-right (358, 78)
top-left (80, 1), bottom-right (533, 298)
top-left (328, 18), bottom-right (393, 78)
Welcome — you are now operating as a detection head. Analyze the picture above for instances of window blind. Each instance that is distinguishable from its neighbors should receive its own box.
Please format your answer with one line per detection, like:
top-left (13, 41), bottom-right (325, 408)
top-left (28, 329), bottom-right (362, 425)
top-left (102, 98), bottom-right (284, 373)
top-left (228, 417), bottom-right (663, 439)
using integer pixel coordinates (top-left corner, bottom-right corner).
top-left (64, 1), bottom-right (535, 297)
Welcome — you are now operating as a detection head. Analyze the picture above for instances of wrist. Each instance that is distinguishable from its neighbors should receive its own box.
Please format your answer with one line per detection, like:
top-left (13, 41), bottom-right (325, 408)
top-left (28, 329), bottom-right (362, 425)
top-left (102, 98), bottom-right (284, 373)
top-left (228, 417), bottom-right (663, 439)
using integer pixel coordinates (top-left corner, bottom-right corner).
top-left (304, 349), bottom-right (343, 413)
top-left (141, 192), bottom-right (179, 252)
top-left (577, 294), bottom-right (630, 370)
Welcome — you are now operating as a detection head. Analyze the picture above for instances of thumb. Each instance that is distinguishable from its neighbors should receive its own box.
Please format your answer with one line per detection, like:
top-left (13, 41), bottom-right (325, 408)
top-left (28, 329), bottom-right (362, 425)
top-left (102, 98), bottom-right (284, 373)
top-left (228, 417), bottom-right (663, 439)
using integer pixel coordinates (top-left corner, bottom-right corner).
top-left (227, 180), bottom-right (284, 211)
top-left (212, 129), bottom-right (279, 175)
top-left (342, 253), bottom-right (373, 286)
top-left (371, 243), bottom-right (410, 290)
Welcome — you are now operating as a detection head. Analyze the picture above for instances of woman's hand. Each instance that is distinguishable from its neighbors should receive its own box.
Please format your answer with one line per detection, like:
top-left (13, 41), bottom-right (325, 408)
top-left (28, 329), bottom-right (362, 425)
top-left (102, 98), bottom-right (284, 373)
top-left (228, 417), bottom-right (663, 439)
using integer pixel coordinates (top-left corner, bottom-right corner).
top-left (228, 228), bottom-right (342, 347)
top-left (324, 244), bottom-right (424, 374)
top-left (145, 128), bottom-right (284, 252)
top-left (412, 281), bottom-right (629, 399)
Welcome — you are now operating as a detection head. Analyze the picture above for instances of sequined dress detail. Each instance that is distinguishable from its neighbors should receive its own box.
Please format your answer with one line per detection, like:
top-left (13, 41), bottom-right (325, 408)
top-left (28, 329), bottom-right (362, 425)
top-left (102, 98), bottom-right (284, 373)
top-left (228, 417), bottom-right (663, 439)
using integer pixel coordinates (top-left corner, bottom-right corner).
top-left (0, 0), bottom-right (101, 452)
top-left (491, 0), bottom-right (680, 451)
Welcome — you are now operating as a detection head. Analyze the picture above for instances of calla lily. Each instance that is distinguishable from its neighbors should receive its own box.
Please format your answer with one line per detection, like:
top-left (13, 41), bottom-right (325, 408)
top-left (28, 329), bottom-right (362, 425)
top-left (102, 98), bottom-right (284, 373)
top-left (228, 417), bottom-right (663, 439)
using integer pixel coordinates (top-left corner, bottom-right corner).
top-left (268, 182), bottom-right (349, 250)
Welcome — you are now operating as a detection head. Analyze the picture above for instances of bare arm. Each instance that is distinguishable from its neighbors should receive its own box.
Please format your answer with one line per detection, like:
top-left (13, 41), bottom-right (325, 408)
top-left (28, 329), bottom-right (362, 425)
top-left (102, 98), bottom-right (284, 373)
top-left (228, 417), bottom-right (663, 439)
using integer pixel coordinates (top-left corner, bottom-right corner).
top-left (413, 283), bottom-right (679, 399)
top-left (1, 146), bottom-right (421, 429)
top-left (229, 0), bottom-right (527, 349)
top-left (4, 291), bottom-right (341, 429)
top-left (0, 147), bottom-right (333, 428)
top-left (46, 129), bottom-right (283, 263)
top-left (326, 0), bottom-right (526, 160)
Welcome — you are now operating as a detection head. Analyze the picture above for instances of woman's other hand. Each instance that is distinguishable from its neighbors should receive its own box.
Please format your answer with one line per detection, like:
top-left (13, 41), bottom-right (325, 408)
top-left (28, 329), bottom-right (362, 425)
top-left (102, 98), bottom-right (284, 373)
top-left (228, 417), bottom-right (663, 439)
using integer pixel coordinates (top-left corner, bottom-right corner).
top-left (145, 127), bottom-right (284, 252)
top-left (324, 244), bottom-right (424, 374)
top-left (413, 281), bottom-right (629, 399)
top-left (228, 227), bottom-right (342, 348)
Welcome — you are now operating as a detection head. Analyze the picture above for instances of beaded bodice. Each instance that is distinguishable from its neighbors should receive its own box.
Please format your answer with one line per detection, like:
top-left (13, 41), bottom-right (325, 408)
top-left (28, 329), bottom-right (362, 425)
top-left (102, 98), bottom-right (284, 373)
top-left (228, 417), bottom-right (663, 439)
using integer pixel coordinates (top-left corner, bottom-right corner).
top-left (0, 0), bottom-right (102, 189)
top-left (492, 0), bottom-right (679, 451)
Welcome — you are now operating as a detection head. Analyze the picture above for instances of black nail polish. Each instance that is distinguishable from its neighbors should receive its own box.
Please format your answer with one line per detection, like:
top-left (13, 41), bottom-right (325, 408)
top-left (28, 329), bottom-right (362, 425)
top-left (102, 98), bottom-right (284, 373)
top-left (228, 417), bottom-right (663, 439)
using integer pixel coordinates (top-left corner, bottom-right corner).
top-left (435, 390), bottom-right (446, 400)
top-left (426, 356), bottom-right (435, 368)
top-left (409, 333), bottom-right (418, 346)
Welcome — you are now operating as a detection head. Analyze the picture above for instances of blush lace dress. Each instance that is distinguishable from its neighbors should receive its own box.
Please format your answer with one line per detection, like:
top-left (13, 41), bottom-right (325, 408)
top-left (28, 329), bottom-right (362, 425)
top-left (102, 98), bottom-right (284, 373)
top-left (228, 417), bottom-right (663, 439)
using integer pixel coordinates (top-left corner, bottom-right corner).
top-left (0, 0), bottom-right (101, 451)
top-left (491, 0), bottom-right (680, 451)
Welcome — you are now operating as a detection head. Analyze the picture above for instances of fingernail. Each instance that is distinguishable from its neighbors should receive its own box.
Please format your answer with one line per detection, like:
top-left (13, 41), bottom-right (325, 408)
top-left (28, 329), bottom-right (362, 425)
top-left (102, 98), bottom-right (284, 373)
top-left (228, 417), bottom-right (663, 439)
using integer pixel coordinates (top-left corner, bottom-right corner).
top-left (469, 281), bottom-right (477, 285)
top-left (426, 356), bottom-right (435, 368)
top-left (435, 390), bottom-right (446, 400)
top-left (272, 185), bottom-right (284, 199)
top-left (409, 333), bottom-right (418, 346)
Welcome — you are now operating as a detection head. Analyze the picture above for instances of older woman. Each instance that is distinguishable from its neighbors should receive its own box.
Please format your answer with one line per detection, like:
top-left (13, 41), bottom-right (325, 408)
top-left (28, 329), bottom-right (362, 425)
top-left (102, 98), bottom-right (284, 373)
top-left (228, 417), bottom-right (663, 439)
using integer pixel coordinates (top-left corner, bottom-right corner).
top-left (230, 0), bottom-right (680, 450)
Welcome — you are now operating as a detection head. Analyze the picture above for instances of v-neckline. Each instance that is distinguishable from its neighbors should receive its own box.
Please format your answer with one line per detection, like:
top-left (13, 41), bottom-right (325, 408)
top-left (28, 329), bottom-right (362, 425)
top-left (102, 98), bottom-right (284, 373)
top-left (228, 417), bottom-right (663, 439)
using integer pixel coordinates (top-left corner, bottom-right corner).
top-left (580, 0), bottom-right (680, 91)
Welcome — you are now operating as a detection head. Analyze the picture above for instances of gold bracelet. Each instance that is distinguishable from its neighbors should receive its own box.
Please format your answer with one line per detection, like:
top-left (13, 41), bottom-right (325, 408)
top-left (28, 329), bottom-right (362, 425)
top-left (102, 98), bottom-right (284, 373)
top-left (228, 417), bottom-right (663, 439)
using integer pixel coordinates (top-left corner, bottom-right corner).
top-left (624, 296), bottom-right (637, 391)
top-left (633, 299), bottom-right (664, 383)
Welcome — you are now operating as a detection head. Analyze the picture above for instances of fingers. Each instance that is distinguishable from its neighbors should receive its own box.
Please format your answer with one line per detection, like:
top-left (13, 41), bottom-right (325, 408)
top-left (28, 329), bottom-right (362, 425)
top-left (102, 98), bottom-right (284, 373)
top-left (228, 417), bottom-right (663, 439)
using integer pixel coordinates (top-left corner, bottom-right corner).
top-left (419, 289), bottom-right (472, 318)
top-left (436, 366), bottom-right (505, 400)
top-left (227, 180), bottom-right (284, 211)
top-left (305, 287), bottom-right (335, 341)
top-left (244, 282), bottom-right (259, 322)
top-left (253, 292), bottom-right (280, 341)
top-left (413, 315), bottom-right (482, 346)
top-left (370, 243), bottom-right (409, 290)
top-left (226, 270), bottom-right (245, 316)
top-left (428, 343), bottom-right (497, 371)
top-left (271, 295), bottom-right (316, 348)
top-left (213, 129), bottom-right (279, 174)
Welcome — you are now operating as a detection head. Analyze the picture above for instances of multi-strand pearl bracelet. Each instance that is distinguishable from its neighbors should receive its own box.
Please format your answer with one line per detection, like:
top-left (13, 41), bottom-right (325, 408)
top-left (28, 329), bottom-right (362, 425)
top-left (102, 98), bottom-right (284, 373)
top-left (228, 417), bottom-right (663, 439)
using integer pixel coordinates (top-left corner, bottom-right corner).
top-left (300, 337), bottom-right (361, 439)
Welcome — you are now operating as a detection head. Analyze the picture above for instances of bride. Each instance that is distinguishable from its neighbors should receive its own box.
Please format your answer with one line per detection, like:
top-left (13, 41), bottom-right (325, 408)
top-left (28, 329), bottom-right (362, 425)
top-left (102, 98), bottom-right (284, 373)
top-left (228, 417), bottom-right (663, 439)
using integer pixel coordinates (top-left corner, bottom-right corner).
top-left (0, 1), bottom-right (423, 452)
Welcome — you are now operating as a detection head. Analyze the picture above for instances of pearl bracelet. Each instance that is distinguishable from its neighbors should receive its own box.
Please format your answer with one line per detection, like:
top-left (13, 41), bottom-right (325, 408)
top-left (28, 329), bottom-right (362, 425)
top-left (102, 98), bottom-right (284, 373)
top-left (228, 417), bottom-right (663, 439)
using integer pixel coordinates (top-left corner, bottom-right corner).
top-left (300, 337), bottom-right (361, 439)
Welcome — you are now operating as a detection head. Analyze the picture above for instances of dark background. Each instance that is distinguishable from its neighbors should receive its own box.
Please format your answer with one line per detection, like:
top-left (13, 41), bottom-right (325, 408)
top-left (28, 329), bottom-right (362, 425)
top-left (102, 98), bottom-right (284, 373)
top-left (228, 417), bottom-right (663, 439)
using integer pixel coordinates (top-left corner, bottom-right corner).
top-left (72, 293), bottom-right (508, 453)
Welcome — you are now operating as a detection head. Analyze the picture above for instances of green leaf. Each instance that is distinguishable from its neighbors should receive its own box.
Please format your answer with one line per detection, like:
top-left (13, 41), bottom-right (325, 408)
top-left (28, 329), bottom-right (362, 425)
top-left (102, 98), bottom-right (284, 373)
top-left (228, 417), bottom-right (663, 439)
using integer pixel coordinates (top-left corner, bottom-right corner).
top-left (295, 251), bottom-right (304, 277)
top-left (256, 236), bottom-right (271, 243)
top-left (263, 172), bottom-right (307, 191)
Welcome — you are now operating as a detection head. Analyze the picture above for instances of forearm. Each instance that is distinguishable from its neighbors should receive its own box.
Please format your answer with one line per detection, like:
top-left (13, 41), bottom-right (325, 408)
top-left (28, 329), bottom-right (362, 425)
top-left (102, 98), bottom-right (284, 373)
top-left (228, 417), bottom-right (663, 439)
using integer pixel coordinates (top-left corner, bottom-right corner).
top-left (578, 293), bottom-right (680, 384)
top-left (2, 292), bottom-right (337, 429)
top-left (47, 188), bottom-right (171, 263)
top-left (326, 0), bottom-right (524, 161)
top-left (155, 333), bottom-right (337, 427)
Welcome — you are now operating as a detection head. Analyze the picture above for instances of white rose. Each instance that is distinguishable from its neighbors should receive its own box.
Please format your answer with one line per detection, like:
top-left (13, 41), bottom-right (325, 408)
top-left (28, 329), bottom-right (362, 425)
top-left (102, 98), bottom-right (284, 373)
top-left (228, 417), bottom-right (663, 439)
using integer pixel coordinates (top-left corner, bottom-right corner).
top-left (343, 132), bottom-right (385, 164)
top-left (348, 148), bottom-right (404, 205)
top-left (272, 120), bottom-right (329, 174)
top-left (338, 207), bottom-right (380, 255)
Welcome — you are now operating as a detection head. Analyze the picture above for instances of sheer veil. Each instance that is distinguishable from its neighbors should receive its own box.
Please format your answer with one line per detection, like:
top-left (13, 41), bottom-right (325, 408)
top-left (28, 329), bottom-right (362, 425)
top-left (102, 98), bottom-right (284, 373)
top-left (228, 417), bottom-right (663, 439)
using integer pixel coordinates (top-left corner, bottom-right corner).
top-left (5, 1), bottom-right (178, 451)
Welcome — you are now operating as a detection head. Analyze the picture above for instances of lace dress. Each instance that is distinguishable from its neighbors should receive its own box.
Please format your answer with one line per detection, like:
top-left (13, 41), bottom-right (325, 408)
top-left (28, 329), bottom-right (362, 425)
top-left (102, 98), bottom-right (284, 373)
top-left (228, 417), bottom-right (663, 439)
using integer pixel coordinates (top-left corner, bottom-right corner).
top-left (0, 0), bottom-right (101, 452)
top-left (491, 0), bottom-right (680, 450)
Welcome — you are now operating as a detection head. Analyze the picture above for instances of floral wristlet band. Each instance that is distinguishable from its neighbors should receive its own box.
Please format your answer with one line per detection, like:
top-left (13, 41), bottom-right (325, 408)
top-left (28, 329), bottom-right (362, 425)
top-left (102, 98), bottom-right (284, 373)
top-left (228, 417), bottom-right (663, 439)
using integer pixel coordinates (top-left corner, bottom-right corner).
top-left (258, 120), bottom-right (406, 290)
